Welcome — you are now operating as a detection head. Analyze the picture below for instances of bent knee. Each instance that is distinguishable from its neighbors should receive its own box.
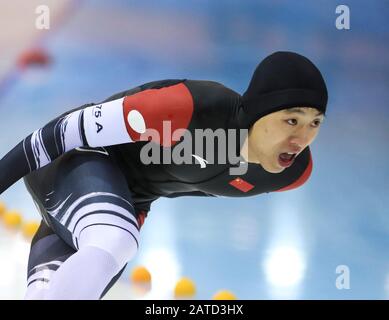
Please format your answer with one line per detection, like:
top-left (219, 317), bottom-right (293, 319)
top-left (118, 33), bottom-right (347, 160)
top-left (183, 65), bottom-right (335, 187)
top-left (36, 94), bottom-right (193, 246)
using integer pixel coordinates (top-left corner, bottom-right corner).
top-left (78, 224), bottom-right (139, 267)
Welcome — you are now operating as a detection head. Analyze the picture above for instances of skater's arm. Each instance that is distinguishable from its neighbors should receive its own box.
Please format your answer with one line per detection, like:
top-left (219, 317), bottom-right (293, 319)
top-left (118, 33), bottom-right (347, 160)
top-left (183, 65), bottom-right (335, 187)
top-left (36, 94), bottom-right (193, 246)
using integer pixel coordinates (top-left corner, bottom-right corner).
top-left (0, 81), bottom-right (193, 194)
top-left (0, 97), bottom-right (133, 194)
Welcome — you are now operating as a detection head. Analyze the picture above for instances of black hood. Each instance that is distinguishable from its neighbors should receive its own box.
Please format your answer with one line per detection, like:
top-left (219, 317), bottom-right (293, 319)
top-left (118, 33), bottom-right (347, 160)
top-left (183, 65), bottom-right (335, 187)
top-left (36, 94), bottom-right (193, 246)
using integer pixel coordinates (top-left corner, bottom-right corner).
top-left (239, 51), bottom-right (328, 129)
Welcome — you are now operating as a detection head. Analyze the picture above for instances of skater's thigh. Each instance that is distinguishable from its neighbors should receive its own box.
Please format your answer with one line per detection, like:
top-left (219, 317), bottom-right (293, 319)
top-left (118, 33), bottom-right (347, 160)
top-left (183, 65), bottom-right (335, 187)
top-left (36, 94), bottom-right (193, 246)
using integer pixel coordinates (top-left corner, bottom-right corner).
top-left (23, 146), bottom-right (140, 250)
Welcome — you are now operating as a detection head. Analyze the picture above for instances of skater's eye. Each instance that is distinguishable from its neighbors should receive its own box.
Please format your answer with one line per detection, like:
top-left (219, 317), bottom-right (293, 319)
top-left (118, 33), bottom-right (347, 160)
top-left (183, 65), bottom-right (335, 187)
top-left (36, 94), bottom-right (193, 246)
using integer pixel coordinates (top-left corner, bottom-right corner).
top-left (311, 119), bottom-right (322, 128)
top-left (285, 119), bottom-right (298, 126)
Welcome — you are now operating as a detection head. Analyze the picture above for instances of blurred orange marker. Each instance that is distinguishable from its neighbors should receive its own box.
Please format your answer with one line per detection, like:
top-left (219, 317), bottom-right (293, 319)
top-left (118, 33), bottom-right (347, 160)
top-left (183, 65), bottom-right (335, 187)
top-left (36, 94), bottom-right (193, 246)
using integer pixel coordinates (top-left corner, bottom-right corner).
top-left (0, 201), bottom-right (6, 218)
top-left (212, 290), bottom-right (237, 300)
top-left (174, 277), bottom-right (196, 299)
top-left (3, 210), bottom-right (23, 229)
top-left (22, 221), bottom-right (40, 239)
top-left (131, 266), bottom-right (152, 283)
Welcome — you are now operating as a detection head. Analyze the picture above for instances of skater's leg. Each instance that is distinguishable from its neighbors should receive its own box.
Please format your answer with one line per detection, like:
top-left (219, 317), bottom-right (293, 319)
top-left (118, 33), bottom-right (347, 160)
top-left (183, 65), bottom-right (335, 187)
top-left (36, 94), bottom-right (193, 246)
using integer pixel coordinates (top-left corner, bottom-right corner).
top-left (44, 222), bottom-right (139, 300)
top-left (25, 221), bottom-right (75, 300)
top-left (23, 147), bottom-right (146, 299)
top-left (25, 221), bottom-right (131, 300)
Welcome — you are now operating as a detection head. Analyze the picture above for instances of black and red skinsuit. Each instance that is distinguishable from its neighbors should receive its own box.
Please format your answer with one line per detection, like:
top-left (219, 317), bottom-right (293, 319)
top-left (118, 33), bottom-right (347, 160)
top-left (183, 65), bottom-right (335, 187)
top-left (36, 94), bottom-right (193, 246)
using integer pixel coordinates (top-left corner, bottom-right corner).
top-left (0, 79), bottom-right (312, 215)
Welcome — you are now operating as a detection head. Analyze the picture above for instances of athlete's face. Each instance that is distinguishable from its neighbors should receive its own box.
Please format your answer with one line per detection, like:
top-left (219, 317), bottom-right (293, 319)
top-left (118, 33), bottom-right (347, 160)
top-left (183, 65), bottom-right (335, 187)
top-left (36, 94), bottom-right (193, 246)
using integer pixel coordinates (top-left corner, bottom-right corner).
top-left (246, 107), bottom-right (324, 173)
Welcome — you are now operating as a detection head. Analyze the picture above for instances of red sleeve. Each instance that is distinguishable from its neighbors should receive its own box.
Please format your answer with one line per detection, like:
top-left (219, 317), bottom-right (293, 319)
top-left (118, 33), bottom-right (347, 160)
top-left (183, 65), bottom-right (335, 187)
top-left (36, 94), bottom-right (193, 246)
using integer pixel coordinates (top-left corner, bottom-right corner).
top-left (122, 83), bottom-right (194, 147)
top-left (274, 150), bottom-right (313, 192)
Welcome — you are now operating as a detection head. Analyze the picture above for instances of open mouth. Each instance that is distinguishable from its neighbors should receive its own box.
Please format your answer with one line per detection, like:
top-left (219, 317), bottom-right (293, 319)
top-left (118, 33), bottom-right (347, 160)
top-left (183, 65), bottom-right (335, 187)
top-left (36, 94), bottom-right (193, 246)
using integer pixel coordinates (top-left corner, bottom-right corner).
top-left (278, 152), bottom-right (297, 168)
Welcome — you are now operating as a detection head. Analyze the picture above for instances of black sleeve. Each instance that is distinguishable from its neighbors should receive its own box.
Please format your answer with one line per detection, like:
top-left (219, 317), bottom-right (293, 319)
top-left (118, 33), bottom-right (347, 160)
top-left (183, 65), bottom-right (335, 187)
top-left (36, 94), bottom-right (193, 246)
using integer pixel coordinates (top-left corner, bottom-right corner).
top-left (0, 96), bottom-right (131, 194)
top-left (0, 79), bottom-right (191, 195)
